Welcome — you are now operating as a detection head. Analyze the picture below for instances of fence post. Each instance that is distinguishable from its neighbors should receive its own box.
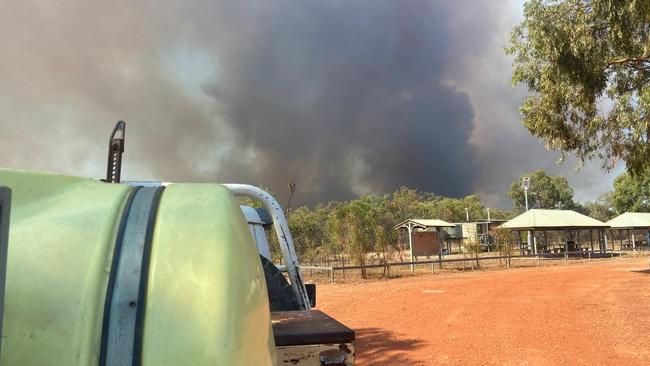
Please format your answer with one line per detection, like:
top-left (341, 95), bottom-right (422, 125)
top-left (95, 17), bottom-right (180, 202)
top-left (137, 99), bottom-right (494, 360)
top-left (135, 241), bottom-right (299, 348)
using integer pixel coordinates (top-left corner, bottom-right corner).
top-left (329, 268), bottom-right (334, 283)
top-left (431, 261), bottom-right (435, 273)
top-left (386, 263), bottom-right (391, 279)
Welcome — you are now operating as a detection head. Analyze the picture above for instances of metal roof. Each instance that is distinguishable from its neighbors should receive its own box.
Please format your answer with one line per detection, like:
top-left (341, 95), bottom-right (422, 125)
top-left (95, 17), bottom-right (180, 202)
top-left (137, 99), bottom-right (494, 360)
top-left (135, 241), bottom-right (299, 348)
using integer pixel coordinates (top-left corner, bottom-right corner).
top-left (606, 212), bottom-right (650, 229)
top-left (394, 219), bottom-right (455, 230)
top-left (499, 209), bottom-right (609, 230)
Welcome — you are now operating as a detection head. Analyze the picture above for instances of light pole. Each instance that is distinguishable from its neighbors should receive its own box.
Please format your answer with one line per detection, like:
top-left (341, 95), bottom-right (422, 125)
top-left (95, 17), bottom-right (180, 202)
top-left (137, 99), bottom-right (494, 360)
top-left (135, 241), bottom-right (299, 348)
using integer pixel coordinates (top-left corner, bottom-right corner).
top-left (465, 207), bottom-right (469, 221)
top-left (522, 176), bottom-right (533, 252)
top-left (524, 188), bottom-right (529, 212)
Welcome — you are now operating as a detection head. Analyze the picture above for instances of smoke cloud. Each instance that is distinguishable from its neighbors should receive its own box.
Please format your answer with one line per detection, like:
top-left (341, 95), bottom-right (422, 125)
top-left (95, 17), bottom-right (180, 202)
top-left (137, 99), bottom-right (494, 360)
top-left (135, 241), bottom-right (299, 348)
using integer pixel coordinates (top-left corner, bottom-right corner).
top-left (0, 0), bottom-right (616, 208)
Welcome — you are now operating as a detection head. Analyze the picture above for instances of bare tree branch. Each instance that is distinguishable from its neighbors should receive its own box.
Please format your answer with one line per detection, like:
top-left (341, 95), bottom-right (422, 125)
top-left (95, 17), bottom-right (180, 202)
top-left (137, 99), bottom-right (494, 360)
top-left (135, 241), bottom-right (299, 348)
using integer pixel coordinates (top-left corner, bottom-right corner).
top-left (604, 57), bottom-right (650, 71)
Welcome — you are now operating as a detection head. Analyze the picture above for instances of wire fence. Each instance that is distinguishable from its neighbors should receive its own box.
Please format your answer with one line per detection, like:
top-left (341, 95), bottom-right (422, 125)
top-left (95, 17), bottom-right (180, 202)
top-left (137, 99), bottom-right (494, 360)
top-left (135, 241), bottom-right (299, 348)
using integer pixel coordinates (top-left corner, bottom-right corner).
top-left (299, 248), bottom-right (649, 283)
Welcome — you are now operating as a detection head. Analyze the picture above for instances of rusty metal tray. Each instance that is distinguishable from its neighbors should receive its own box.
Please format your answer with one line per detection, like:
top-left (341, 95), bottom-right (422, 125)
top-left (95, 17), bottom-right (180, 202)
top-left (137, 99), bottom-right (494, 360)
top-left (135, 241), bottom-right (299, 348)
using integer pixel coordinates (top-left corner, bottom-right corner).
top-left (271, 310), bottom-right (355, 347)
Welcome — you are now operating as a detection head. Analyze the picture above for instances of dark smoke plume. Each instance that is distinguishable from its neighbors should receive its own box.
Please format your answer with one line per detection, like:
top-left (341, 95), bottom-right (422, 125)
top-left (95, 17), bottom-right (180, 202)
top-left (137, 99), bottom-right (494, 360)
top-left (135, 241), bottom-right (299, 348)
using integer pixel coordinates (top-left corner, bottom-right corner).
top-left (200, 1), bottom-right (480, 204)
top-left (0, 0), bottom-right (616, 207)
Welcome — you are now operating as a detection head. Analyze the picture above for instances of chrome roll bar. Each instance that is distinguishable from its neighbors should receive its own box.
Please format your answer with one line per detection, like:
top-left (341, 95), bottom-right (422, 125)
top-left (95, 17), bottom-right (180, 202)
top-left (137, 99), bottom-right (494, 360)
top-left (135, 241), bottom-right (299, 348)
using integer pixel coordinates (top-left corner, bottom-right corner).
top-left (224, 184), bottom-right (311, 310)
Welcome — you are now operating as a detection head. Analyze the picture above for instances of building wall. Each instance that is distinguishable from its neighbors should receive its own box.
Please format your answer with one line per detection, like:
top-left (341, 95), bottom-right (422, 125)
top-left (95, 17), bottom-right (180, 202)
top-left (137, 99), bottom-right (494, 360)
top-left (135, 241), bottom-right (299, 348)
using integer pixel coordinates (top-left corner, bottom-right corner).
top-left (461, 223), bottom-right (478, 245)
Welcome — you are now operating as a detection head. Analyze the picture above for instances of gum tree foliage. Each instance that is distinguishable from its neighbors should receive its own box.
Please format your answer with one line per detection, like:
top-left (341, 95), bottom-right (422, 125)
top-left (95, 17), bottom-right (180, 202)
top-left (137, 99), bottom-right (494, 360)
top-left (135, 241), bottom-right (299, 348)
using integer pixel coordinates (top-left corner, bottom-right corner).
top-left (494, 227), bottom-right (516, 268)
top-left (326, 195), bottom-right (394, 278)
top-left (486, 207), bottom-right (513, 220)
top-left (389, 186), bottom-right (439, 220)
top-left (388, 187), bottom-right (438, 256)
top-left (507, 0), bottom-right (650, 175)
top-left (436, 195), bottom-right (489, 222)
top-left (507, 170), bottom-right (576, 212)
top-left (579, 192), bottom-right (616, 221)
top-left (282, 186), bottom-right (515, 270)
top-left (287, 206), bottom-right (326, 263)
top-left (610, 171), bottom-right (650, 213)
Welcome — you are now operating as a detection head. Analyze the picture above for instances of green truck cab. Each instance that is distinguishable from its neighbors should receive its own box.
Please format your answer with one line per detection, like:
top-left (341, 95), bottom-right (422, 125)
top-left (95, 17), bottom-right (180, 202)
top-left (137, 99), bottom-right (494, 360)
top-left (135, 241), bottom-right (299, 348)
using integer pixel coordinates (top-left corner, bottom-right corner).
top-left (0, 122), bottom-right (354, 366)
top-left (0, 170), bottom-right (354, 366)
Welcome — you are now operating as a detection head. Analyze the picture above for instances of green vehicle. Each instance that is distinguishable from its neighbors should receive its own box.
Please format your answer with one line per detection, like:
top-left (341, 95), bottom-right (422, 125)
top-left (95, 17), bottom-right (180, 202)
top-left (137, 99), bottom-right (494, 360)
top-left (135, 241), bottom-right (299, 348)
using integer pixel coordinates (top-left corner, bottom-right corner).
top-left (0, 122), bottom-right (354, 366)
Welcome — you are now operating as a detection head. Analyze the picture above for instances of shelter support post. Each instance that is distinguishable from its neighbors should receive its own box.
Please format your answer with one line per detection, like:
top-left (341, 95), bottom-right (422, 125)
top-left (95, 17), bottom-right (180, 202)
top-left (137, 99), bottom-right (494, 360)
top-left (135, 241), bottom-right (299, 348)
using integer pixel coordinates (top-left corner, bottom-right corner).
top-left (577, 229), bottom-right (581, 250)
top-left (408, 223), bottom-right (414, 271)
top-left (619, 230), bottom-right (623, 250)
top-left (514, 231), bottom-right (520, 254)
top-left (486, 223), bottom-right (490, 253)
top-left (627, 229), bottom-right (632, 250)
top-left (515, 232), bottom-right (519, 253)
top-left (589, 230), bottom-right (593, 252)
top-left (437, 228), bottom-right (443, 262)
top-left (597, 230), bottom-right (601, 253)
top-left (564, 230), bottom-right (571, 262)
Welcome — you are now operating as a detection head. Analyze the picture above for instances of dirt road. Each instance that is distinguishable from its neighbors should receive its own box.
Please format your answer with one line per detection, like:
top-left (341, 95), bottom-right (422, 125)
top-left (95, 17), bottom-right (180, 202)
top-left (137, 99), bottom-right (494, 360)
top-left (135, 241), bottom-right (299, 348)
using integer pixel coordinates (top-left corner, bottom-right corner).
top-left (316, 258), bottom-right (650, 365)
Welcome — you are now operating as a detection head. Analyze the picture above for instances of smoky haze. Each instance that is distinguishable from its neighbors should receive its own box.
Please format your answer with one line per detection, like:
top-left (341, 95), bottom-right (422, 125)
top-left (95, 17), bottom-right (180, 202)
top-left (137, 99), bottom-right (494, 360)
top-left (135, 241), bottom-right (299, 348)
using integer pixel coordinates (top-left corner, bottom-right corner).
top-left (202, 1), bottom-right (480, 204)
top-left (0, 0), bottom-right (616, 207)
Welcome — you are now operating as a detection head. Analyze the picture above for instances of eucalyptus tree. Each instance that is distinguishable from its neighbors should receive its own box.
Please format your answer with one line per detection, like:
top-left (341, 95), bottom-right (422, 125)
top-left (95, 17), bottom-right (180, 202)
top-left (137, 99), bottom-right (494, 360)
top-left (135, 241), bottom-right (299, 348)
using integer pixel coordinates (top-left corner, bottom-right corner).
top-left (507, 170), bottom-right (576, 212)
top-left (507, 0), bottom-right (650, 175)
top-left (610, 171), bottom-right (650, 213)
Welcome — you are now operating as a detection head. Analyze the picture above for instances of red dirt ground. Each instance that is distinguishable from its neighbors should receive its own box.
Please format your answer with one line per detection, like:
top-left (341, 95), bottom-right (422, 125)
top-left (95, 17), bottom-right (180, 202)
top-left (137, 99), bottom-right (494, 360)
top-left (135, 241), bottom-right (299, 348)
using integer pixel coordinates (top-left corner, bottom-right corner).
top-left (316, 257), bottom-right (650, 365)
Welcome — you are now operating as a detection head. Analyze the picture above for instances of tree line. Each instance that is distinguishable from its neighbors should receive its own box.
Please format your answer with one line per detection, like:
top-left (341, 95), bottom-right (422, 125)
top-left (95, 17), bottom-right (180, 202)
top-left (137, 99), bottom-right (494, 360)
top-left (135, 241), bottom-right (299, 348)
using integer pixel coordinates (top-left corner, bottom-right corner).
top-left (271, 168), bottom-right (650, 268)
top-left (507, 169), bottom-right (650, 222)
top-left (281, 188), bottom-right (510, 268)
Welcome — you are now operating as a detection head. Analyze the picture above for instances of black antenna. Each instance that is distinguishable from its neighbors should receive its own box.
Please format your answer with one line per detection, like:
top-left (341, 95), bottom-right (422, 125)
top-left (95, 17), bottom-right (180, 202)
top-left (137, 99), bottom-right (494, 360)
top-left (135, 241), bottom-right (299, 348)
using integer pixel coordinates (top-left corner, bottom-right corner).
top-left (106, 121), bottom-right (126, 183)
